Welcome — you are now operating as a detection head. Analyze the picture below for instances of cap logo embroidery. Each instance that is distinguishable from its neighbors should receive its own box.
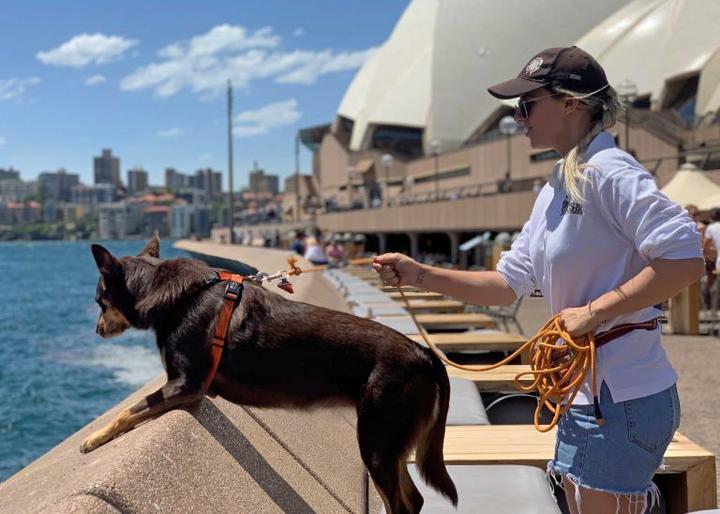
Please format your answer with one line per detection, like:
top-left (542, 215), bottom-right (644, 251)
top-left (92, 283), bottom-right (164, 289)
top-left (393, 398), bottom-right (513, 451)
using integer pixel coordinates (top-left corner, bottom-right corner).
top-left (569, 73), bottom-right (582, 80)
top-left (526, 57), bottom-right (543, 75)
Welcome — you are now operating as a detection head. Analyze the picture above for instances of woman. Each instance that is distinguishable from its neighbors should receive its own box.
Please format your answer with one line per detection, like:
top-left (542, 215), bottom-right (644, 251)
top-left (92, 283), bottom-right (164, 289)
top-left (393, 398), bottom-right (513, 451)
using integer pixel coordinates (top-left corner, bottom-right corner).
top-left (373, 47), bottom-right (704, 514)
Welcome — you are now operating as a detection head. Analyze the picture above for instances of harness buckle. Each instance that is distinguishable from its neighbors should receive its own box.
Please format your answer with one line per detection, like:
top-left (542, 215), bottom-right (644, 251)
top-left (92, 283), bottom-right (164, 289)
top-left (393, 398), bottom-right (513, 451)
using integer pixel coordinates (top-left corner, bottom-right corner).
top-left (224, 280), bottom-right (243, 301)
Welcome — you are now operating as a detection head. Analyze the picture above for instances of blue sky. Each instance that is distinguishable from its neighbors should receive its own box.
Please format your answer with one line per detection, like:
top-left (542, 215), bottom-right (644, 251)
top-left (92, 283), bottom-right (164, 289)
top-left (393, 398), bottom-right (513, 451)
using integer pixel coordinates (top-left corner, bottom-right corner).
top-left (0, 0), bottom-right (410, 189)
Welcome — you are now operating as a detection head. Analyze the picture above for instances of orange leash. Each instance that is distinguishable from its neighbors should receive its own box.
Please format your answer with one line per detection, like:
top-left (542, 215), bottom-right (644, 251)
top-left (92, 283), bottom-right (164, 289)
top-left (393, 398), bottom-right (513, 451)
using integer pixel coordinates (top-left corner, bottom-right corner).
top-left (396, 288), bottom-right (601, 432)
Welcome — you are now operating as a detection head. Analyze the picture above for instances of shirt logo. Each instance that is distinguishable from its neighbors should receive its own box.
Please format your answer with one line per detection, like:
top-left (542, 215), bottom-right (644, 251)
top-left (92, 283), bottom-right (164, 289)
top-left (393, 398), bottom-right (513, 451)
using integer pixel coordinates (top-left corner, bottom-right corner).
top-left (525, 57), bottom-right (543, 75)
top-left (561, 196), bottom-right (583, 215)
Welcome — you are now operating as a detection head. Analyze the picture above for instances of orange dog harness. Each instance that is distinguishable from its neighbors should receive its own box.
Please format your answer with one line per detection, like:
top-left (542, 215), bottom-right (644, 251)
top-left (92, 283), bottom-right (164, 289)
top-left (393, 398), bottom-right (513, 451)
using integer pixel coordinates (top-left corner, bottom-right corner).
top-left (203, 272), bottom-right (244, 393)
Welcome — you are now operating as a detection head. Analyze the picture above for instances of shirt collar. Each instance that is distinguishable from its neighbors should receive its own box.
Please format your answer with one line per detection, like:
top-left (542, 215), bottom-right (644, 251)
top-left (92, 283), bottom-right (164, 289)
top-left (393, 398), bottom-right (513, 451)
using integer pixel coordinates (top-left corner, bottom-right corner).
top-left (582, 131), bottom-right (616, 161)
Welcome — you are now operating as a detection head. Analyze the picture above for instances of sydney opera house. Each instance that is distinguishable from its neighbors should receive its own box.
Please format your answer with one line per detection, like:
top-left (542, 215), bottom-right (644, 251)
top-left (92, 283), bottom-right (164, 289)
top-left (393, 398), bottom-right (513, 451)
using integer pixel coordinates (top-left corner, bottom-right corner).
top-left (285, 0), bottom-right (720, 264)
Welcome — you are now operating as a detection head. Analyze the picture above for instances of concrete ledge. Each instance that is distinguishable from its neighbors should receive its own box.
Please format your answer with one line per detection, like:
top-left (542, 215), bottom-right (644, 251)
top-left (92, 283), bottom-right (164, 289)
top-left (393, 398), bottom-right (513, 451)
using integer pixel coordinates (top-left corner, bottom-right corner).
top-left (0, 375), bottom-right (374, 513)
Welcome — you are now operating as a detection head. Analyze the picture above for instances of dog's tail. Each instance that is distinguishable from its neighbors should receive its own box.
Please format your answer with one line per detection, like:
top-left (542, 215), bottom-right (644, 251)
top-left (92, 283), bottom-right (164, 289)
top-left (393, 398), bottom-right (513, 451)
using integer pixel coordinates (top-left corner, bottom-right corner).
top-left (415, 355), bottom-right (458, 506)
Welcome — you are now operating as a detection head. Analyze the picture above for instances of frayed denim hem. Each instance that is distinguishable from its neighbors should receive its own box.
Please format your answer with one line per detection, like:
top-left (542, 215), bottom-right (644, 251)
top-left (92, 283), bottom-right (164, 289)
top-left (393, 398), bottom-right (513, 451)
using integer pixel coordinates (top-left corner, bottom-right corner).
top-left (546, 462), bottom-right (661, 514)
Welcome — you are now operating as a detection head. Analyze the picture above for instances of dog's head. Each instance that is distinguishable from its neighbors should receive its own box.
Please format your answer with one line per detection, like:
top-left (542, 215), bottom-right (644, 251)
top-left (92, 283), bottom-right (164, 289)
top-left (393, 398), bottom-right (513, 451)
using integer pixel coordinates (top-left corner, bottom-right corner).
top-left (91, 234), bottom-right (160, 338)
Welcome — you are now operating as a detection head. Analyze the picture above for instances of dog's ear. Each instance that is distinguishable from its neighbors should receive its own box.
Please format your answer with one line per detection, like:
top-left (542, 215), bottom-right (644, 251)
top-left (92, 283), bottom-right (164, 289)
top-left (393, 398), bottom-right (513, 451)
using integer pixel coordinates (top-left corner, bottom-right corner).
top-left (91, 244), bottom-right (121, 277)
top-left (138, 231), bottom-right (160, 258)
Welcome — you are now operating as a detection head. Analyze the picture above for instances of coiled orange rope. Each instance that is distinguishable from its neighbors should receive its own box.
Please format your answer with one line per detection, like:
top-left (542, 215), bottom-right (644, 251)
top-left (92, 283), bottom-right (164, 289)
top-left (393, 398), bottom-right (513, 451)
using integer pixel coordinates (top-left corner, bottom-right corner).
top-left (396, 288), bottom-right (602, 432)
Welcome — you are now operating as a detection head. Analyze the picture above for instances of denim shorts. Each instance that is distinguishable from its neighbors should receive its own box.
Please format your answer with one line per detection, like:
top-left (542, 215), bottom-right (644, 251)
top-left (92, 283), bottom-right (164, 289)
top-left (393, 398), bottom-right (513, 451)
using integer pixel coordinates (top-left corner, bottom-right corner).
top-left (548, 382), bottom-right (681, 499)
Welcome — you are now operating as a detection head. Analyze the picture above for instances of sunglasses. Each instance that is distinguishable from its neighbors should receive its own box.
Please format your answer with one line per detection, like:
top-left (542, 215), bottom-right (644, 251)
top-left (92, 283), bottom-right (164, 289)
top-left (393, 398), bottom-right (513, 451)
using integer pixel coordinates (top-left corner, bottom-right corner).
top-left (514, 93), bottom-right (562, 120)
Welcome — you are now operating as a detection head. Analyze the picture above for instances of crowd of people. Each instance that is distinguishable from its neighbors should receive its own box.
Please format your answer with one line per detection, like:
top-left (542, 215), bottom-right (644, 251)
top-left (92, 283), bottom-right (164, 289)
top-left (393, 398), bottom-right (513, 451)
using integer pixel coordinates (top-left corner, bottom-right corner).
top-left (289, 229), bottom-right (349, 266)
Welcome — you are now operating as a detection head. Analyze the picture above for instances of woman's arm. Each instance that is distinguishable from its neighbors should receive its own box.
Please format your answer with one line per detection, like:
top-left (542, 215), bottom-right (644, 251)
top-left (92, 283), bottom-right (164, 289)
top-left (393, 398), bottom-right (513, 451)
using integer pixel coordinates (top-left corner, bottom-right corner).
top-left (372, 253), bottom-right (517, 306)
top-left (415, 265), bottom-right (517, 306)
top-left (561, 257), bottom-right (705, 336)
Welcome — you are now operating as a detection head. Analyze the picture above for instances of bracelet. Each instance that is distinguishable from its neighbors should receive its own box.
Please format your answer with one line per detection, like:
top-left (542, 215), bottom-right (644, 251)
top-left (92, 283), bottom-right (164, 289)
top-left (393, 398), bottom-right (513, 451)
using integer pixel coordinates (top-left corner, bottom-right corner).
top-left (588, 300), bottom-right (593, 316)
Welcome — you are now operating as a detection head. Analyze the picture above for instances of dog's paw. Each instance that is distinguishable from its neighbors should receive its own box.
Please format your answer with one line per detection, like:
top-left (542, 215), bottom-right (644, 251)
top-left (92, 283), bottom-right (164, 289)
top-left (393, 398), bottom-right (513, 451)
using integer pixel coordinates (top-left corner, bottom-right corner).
top-left (80, 431), bottom-right (107, 453)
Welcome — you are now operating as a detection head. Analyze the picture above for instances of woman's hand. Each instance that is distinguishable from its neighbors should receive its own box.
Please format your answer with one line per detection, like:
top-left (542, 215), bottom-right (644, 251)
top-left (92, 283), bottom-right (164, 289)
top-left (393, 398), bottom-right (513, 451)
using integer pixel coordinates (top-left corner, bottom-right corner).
top-left (372, 253), bottom-right (423, 287)
top-left (558, 303), bottom-right (604, 338)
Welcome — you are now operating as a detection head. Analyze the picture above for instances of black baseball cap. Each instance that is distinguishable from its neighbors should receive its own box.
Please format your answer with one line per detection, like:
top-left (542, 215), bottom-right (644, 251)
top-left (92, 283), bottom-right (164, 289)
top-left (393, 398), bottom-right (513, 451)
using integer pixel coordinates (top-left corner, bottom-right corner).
top-left (488, 46), bottom-right (609, 99)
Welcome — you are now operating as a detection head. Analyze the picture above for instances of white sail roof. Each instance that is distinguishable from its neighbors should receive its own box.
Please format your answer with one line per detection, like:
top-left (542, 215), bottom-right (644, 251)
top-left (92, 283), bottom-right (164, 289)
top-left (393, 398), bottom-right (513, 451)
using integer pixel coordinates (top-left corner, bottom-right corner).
top-left (576, 0), bottom-right (720, 118)
top-left (337, 0), bottom-right (629, 153)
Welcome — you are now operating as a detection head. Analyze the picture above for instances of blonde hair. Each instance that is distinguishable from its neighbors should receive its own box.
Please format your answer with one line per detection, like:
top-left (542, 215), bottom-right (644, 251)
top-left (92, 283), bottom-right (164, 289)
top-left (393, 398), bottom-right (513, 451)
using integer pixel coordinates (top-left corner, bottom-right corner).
top-left (552, 85), bottom-right (623, 203)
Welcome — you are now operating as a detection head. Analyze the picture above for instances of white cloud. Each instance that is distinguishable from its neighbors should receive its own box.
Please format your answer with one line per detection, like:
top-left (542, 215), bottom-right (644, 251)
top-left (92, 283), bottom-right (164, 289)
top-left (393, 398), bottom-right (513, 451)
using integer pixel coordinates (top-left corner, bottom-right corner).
top-left (293, 28), bottom-right (305, 37)
top-left (276, 48), bottom-right (377, 85)
top-left (120, 24), bottom-right (376, 97)
top-left (198, 153), bottom-right (213, 161)
top-left (37, 33), bottom-right (138, 68)
top-left (185, 25), bottom-right (279, 56)
top-left (85, 74), bottom-right (106, 85)
top-left (157, 127), bottom-right (183, 138)
top-left (0, 77), bottom-right (41, 100)
top-left (233, 99), bottom-right (301, 138)
top-left (0, 137), bottom-right (5, 145)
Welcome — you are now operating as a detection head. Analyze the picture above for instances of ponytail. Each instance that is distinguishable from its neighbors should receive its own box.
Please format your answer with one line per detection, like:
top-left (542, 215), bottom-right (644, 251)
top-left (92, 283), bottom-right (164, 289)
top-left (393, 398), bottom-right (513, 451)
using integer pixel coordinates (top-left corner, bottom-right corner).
top-left (554, 85), bottom-right (623, 203)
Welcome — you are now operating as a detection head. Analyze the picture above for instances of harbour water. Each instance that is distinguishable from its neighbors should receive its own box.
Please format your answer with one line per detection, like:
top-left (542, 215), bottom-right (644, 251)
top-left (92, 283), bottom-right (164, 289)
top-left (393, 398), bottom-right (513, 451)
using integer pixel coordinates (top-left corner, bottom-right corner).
top-left (0, 240), bottom-right (186, 482)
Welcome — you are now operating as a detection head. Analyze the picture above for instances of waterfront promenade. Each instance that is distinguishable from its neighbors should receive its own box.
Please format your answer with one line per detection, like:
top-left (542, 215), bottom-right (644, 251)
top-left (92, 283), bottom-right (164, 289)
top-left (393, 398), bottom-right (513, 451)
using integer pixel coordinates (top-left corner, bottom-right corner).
top-left (0, 241), bottom-right (716, 511)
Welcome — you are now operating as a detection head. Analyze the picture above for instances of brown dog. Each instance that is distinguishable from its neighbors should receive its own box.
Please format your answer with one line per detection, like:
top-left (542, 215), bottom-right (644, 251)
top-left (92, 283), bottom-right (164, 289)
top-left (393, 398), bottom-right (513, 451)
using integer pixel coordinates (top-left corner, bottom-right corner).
top-left (82, 237), bottom-right (457, 513)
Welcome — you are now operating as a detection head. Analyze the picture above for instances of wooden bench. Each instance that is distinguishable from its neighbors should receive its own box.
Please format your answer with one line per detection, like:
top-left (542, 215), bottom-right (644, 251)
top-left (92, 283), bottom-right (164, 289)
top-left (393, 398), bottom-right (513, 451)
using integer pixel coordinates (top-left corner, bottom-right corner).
top-left (446, 364), bottom-right (533, 392)
top-left (345, 268), bottom-right (379, 277)
top-left (412, 425), bottom-right (716, 514)
top-left (408, 332), bottom-right (529, 363)
top-left (414, 312), bottom-right (496, 329)
top-left (402, 299), bottom-right (465, 313)
top-left (380, 285), bottom-right (425, 293)
top-left (388, 291), bottom-right (445, 301)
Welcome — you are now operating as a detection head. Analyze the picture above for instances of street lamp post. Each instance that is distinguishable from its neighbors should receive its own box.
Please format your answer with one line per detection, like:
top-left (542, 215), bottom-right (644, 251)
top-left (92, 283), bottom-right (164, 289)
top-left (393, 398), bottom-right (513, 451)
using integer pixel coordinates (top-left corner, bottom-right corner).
top-left (617, 79), bottom-right (638, 153)
top-left (499, 115), bottom-right (517, 192)
top-left (227, 80), bottom-right (235, 244)
top-left (430, 140), bottom-right (441, 200)
top-left (381, 154), bottom-right (393, 208)
top-left (294, 133), bottom-right (300, 221)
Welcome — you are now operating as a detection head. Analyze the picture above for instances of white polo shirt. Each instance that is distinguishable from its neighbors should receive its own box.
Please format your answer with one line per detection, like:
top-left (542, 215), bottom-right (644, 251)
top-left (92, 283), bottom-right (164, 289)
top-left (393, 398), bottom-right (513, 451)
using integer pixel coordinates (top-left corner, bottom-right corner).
top-left (497, 131), bottom-right (702, 404)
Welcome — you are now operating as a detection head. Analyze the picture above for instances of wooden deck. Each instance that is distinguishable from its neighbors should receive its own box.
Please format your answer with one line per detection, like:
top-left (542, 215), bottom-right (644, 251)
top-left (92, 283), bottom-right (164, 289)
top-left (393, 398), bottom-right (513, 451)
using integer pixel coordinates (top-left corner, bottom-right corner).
top-left (411, 425), bottom-right (716, 514)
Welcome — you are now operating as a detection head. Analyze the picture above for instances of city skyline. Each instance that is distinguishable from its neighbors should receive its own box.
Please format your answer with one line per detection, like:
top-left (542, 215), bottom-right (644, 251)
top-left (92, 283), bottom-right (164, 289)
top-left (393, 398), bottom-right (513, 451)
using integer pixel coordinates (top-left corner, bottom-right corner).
top-left (0, 1), bottom-right (409, 187)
